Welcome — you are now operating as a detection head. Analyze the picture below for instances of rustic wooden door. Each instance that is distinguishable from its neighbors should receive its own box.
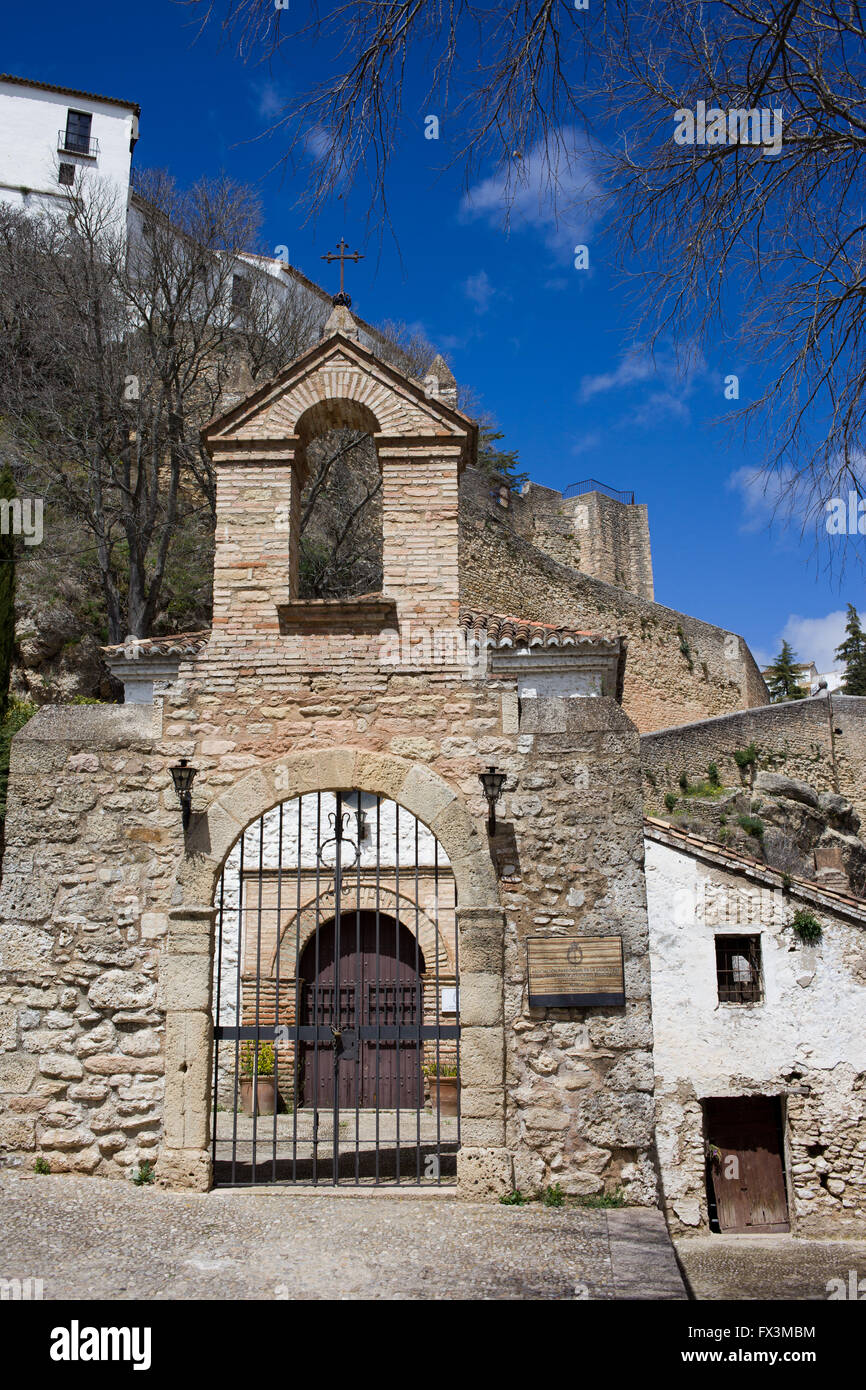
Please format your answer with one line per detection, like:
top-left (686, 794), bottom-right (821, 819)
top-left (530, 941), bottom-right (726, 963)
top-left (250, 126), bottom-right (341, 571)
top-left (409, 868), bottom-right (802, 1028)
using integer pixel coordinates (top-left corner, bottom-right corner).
top-left (300, 913), bottom-right (424, 1109)
top-left (705, 1097), bottom-right (790, 1233)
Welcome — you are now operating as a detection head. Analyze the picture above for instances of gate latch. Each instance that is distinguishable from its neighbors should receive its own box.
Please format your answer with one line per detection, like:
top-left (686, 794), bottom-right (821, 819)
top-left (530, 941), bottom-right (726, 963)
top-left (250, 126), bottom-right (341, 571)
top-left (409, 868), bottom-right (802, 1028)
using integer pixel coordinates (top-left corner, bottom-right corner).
top-left (331, 1026), bottom-right (357, 1061)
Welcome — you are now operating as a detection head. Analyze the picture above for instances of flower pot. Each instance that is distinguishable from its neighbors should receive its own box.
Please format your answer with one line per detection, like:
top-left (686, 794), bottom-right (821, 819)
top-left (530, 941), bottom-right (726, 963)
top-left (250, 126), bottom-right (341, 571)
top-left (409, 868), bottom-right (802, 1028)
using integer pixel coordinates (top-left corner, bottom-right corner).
top-left (431, 1077), bottom-right (459, 1117)
top-left (240, 1076), bottom-right (276, 1117)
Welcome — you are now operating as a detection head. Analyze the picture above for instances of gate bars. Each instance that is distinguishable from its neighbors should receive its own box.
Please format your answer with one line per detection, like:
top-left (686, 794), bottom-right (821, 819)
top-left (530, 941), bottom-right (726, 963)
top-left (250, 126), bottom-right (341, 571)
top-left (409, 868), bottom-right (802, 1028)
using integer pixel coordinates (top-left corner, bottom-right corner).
top-left (211, 791), bottom-right (460, 1186)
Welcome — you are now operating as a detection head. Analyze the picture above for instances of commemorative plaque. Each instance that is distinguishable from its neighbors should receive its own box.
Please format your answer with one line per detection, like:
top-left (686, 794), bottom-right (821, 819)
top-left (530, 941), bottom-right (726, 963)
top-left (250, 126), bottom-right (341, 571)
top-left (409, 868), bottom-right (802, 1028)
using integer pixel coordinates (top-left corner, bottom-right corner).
top-left (527, 936), bottom-right (625, 1007)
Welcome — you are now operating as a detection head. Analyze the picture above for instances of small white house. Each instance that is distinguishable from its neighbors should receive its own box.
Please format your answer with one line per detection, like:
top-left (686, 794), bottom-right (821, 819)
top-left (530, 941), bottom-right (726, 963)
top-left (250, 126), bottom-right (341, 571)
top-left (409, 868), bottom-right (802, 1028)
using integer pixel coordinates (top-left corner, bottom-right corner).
top-left (645, 816), bottom-right (866, 1239)
top-left (0, 73), bottom-right (139, 222)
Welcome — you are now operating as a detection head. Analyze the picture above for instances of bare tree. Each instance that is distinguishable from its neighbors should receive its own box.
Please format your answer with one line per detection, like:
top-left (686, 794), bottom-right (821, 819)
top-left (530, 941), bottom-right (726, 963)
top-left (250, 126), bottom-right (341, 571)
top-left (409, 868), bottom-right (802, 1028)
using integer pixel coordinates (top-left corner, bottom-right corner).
top-left (195, 0), bottom-right (866, 526)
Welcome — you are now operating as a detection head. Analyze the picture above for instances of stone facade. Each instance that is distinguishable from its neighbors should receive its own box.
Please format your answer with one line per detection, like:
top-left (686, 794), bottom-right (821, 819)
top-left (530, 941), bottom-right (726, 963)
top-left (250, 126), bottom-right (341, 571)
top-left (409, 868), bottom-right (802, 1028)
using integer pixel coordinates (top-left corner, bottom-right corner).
top-left (0, 315), bottom-right (658, 1202)
top-left (646, 825), bottom-right (866, 1237)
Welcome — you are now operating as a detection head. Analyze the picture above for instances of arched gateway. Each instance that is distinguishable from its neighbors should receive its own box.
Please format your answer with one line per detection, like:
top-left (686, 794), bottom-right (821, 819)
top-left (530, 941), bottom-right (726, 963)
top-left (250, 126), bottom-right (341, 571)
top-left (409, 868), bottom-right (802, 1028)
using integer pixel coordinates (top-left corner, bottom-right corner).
top-left (211, 788), bottom-right (461, 1186)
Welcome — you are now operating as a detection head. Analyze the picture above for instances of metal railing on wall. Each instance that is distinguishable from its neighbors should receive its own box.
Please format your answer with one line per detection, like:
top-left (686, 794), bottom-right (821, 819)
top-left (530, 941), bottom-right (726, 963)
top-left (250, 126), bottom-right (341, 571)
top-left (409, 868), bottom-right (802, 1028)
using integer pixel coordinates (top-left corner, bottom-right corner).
top-left (563, 479), bottom-right (636, 505)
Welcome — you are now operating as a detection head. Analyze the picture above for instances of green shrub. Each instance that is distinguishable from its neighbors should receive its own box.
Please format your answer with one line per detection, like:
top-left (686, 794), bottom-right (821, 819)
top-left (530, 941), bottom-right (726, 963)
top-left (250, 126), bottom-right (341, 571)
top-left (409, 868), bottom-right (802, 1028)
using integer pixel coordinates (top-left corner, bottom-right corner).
top-left (707, 762), bottom-right (721, 787)
top-left (422, 1061), bottom-right (458, 1078)
top-left (499, 1189), bottom-right (526, 1206)
top-left (543, 1182), bottom-right (565, 1207)
top-left (664, 792), bottom-right (678, 812)
top-left (678, 771), bottom-right (689, 792)
top-left (33, 1156), bottom-right (50, 1175)
top-left (0, 700), bottom-right (37, 820)
top-left (737, 813), bottom-right (764, 838)
top-left (239, 1041), bottom-right (275, 1077)
top-left (733, 743), bottom-right (759, 784)
top-left (573, 1189), bottom-right (626, 1209)
top-left (790, 908), bottom-right (823, 944)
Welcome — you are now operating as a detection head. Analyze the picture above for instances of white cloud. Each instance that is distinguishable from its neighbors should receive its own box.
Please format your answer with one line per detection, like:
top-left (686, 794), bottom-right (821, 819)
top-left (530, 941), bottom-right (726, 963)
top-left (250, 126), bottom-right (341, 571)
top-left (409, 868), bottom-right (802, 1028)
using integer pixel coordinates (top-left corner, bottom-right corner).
top-left (257, 83), bottom-right (286, 120)
top-left (577, 342), bottom-right (706, 428)
top-left (579, 347), bottom-right (659, 402)
top-left (726, 465), bottom-right (822, 533)
top-left (460, 128), bottom-right (600, 256)
top-left (464, 270), bottom-right (495, 314)
top-left (759, 611), bottom-right (850, 673)
top-left (570, 430), bottom-right (601, 456)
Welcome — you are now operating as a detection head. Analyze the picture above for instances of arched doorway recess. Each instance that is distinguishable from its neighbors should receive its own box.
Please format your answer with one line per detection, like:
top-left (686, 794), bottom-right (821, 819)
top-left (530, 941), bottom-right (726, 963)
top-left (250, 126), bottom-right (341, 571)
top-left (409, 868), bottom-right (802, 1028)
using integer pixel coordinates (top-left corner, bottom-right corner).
top-left (211, 789), bottom-right (460, 1187)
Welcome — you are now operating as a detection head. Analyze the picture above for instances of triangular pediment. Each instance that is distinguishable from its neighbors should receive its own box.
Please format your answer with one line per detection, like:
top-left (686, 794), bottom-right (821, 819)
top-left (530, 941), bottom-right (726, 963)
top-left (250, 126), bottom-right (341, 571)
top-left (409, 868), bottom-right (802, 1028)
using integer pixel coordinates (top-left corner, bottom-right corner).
top-left (202, 333), bottom-right (476, 457)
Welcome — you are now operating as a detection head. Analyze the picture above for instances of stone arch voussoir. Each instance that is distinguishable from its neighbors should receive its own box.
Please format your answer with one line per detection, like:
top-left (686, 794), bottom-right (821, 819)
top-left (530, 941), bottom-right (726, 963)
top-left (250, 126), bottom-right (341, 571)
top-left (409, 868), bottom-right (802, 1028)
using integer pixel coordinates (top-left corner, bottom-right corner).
top-left (180, 747), bottom-right (498, 911)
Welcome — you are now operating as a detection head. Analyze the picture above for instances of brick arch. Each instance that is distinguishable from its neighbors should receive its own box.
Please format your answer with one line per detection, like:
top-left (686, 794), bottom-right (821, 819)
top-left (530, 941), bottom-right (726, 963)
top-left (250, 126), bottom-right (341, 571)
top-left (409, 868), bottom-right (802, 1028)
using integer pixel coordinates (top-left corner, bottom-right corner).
top-left (271, 883), bottom-right (453, 977)
top-left (262, 357), bottom-right (455, 442)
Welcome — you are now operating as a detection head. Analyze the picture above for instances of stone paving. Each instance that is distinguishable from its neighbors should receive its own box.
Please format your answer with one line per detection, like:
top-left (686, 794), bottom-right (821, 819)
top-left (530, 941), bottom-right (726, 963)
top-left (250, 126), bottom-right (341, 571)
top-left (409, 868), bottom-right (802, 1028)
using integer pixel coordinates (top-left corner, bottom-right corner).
top-left (0, 1173), bottom-right (686, 1300)
top-left (675, 1234), bottom-right (866, 1302)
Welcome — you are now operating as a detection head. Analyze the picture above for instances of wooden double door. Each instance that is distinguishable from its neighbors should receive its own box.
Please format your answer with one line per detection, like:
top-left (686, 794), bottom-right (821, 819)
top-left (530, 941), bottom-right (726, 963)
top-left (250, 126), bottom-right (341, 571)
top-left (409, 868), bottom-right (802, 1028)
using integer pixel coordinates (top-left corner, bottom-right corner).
top-left (705, 1096), bottom-right (790, 1232)
top-left (299, 913), bottom-right (425, 1109)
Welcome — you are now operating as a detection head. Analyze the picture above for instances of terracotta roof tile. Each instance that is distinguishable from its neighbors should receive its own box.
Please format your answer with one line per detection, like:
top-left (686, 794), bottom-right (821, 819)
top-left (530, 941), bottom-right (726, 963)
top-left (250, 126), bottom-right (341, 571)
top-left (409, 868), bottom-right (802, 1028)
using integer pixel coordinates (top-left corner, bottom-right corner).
top-left (459, 609), bottom-right (617, 649)
top-left (644, 816), bottom-right (866, 921)
top-left (102, 632), bottom-right (210, 659)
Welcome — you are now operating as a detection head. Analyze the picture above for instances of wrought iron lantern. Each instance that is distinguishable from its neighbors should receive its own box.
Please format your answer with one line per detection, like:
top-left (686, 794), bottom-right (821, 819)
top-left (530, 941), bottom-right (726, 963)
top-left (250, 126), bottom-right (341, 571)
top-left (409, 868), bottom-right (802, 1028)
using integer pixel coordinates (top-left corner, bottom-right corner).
top-left (169, 758), bottom-right (197, 832)
top-left (479, 765), bottom-right (507, 836)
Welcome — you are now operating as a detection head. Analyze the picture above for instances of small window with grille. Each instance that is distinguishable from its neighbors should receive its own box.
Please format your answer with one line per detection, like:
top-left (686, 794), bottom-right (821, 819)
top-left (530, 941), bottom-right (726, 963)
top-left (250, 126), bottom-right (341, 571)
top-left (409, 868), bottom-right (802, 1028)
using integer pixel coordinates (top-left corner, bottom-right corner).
top-left (231, 274), bottom-right (250, 311)
top-left (58, 163), bottom-right (75, 186)
top-left (715, 934), bottom-right (763, 1004)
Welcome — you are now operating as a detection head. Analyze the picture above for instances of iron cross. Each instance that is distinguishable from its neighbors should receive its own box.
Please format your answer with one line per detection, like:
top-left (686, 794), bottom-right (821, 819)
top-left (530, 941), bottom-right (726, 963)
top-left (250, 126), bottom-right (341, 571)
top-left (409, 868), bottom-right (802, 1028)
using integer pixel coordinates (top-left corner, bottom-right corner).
top-left (321, 238), bottom-right (364, 296)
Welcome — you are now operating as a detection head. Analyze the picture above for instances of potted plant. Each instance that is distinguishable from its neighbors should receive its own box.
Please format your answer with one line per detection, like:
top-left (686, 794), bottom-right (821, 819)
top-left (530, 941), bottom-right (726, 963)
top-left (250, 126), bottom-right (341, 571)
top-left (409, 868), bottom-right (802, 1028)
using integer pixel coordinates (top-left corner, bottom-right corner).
top-left (239, 1041), bottom-right (277, 1117)
top-left (424, 1061), bottom-right (459, 1117)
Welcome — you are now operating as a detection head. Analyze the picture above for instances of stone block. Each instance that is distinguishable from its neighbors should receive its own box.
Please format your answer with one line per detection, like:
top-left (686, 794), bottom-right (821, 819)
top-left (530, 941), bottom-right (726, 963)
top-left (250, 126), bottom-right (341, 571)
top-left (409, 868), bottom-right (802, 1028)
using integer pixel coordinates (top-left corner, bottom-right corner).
top-left (459, 1027), bottom-right (504, 1089)
top-left (456, 1146), bottom-right (513, 1199)
top-left (154, 1145), bottom-right (213, 1192)
top-left (162, 954), bottom-right (212, 1012)
top-left (458, 972), bottom-right (502, 1027)
top-left (38, 1054), bottom-right (84, 1081)
top-left (0, 1115), bottom-right (36, 1150)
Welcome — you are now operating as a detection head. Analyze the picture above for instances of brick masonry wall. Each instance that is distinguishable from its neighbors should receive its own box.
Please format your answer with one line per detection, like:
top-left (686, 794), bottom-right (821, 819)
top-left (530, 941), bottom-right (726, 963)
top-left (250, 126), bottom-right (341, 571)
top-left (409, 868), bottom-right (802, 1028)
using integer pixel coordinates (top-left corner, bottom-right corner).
top-left (641, 696), bottom-right (866, 826)
top-left (459, 483), bottom-right (768, 733)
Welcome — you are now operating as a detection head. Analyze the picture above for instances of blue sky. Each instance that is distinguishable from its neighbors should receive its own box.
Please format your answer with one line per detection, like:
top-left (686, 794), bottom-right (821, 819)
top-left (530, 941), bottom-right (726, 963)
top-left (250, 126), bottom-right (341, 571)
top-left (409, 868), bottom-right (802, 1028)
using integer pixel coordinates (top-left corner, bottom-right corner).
top-left (4, 0), bottom-right (863, 671)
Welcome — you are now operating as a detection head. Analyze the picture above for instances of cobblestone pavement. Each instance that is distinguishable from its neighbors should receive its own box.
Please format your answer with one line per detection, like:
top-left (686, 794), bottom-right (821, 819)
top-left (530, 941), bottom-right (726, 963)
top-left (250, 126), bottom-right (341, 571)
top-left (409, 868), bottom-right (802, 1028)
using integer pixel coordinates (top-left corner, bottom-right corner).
top-left (0, 1174), bottom-right (685, 1301)
top-left (676, 1235), bottom-right (866, 1301)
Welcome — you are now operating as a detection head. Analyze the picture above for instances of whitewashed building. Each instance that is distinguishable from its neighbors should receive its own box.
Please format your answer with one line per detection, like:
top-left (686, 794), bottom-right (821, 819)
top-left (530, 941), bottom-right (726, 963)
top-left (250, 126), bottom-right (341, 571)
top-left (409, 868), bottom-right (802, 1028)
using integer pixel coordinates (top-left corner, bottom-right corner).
top-left (0, 73), bottom-right (139, 220)
top-left (0, 73), bottom-right (390, 351)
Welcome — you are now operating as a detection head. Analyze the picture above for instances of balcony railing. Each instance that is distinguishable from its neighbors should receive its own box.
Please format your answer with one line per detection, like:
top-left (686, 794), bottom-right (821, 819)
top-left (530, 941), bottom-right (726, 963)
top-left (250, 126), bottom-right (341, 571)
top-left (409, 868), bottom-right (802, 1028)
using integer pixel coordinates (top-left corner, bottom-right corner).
top-left (57, 130), bottom-right (99, 159)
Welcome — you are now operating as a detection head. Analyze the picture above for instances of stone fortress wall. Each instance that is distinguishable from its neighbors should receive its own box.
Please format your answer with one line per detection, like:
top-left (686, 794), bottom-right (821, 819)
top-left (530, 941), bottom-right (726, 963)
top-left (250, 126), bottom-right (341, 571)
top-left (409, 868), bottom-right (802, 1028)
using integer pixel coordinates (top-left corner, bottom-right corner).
top-left (511, 480), bottom-right (654, 602)
top-left (459, 469), bottom-right (769, 735)
top-left (641, 696), bottom-right (866, 827)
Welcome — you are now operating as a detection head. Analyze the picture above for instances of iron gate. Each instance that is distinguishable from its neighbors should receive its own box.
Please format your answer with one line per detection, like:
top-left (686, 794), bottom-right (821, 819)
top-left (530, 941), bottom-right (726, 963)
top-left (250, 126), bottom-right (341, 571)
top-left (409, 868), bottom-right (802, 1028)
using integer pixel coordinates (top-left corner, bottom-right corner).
top-left (211, 790), bottom-right (460, 1186)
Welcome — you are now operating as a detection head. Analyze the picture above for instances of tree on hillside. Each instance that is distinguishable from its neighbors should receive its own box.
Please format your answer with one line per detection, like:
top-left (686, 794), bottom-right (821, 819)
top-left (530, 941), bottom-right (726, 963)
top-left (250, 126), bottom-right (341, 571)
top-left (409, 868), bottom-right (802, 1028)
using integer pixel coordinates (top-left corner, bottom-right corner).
top-left (835, 604), bottom-right (866, 696)
top-left (765, 640), bottom-right (807, 703)
top-left (199, 0), bottom-right (866, 525)
top-left (0, 175), bottom-right (318, 642)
